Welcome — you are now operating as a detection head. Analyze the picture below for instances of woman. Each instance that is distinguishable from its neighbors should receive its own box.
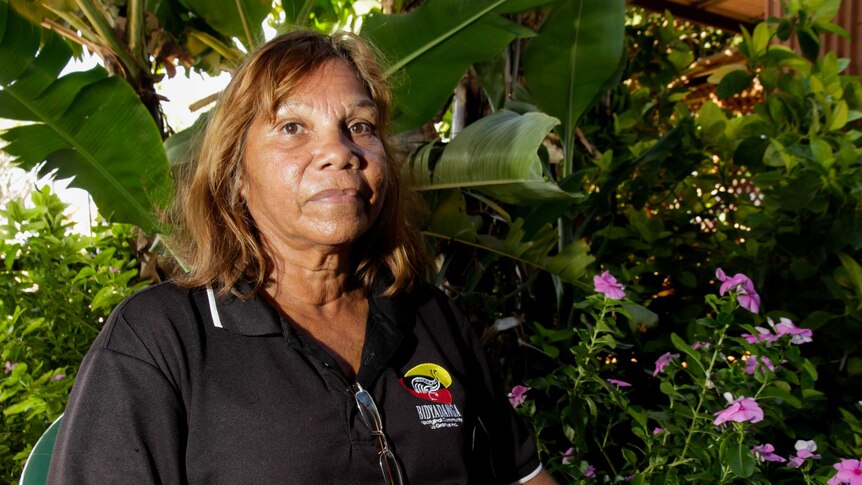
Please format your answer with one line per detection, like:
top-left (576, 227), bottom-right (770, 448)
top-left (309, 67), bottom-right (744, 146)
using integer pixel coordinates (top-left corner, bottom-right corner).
top-left (48, 31), bottom-right (556, 484)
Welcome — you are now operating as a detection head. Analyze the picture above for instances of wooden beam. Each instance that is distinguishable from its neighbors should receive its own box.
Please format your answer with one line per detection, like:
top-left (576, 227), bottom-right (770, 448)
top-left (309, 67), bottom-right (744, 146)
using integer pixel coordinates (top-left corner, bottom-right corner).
top-left (694, 0), bottom-right (731, 8)
top-left (629, 0), bottom-right (758, 33)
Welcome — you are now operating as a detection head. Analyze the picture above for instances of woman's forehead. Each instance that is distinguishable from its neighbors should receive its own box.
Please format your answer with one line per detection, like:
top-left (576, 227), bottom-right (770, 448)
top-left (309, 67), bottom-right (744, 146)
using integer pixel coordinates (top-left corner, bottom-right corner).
top-left (269, 61), bottom-right (377, 114)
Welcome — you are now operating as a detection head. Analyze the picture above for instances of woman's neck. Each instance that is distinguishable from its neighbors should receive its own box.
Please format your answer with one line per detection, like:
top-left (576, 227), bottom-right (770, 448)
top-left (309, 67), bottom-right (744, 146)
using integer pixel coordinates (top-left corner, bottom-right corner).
top-left (265, 242), bottom-right (356, 306)
top-left (263, 251), bottom-right (369, 379)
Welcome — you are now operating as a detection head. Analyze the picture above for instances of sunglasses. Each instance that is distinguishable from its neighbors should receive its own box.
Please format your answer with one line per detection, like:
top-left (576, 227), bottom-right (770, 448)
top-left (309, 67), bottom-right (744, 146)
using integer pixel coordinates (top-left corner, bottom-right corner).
top-left (353, 382), bottom-right (405, 485)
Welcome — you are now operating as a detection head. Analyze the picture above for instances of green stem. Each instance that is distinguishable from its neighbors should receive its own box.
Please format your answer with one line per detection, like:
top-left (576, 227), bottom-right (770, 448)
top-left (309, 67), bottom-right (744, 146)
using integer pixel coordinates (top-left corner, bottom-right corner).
top-left (570, 303), bottom-right (608, 393)
top-left (127, 0), bottom-right (146, 65)
top-left (188, 31), bottom-right (241, 62)
top-left (234, 0), bottom-right (255, 49)
top-left (561, 0), bottom-right (585, 180)
top-left (43, 6), bottom-right (100, 44)
top-left (597, 421), bottom-right (619, 477)
top-left (669, 326), bottom-right (729, 468)
top-left (422, 230), bottom-right (592, 290)
top-left (75, 0), bottom-right (144, 83)
top-left (753, 348), bottom-right (781, 399)
top-left (295, 0), bottom-right (316, 28)
top-left (384, 0), bottom-right (507, 76)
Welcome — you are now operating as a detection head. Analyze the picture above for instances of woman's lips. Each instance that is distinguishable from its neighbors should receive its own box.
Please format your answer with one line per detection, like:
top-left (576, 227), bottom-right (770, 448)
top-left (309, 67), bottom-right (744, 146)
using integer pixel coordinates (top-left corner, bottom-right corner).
top-left (308, 188), bottom-right (367, 203)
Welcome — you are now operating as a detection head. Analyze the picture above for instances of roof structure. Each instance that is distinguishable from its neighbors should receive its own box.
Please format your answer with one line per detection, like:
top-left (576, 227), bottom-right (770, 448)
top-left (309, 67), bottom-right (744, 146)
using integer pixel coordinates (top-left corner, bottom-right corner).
top-left (629, 0), bottom-right (765, 33)
top-left (631, 0), bottom-right (862, 75)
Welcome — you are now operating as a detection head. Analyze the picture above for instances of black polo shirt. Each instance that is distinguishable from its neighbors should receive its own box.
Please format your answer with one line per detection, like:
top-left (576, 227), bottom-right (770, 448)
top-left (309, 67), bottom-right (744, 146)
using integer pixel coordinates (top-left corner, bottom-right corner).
top-left (47, 280), bottom-right (542, 484)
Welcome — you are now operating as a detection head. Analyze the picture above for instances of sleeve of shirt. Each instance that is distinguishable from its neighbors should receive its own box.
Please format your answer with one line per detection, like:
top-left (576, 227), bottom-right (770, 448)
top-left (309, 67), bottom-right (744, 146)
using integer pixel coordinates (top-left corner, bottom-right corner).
top-left (47, 310), bottom-right (187, 484)
top-left (439, 296), bottom-right (543, 484)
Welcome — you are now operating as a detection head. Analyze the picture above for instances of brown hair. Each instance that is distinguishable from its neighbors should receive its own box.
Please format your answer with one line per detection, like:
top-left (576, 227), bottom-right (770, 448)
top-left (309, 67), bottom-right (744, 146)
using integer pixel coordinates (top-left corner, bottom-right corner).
top-left (168, 30), bottom-right (427, 297)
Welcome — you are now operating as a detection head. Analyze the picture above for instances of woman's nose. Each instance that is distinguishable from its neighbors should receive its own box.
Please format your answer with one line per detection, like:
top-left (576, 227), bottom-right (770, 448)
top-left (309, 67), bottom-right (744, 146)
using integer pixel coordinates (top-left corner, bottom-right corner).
top-left (313, 131), bottom-right (360, 170)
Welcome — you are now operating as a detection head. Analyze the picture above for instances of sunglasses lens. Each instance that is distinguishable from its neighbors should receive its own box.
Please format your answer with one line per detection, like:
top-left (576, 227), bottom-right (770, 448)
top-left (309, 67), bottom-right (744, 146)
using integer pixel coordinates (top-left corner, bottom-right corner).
top-left (379, 449), bottom-right (404, 485)
top-left (355, 389), bottom-right (383, 431)
top-left (355, 385), bottom-right (404, 485)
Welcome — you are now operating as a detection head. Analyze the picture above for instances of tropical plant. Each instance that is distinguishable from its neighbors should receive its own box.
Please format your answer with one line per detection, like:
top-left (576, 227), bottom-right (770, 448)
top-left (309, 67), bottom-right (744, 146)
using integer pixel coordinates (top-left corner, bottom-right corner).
top-left (514, 268), bottom-right (858, 484)
top-left (0, 187), bottom-right (147, 479)
top-left (3, 0), bottom-right (862, 483)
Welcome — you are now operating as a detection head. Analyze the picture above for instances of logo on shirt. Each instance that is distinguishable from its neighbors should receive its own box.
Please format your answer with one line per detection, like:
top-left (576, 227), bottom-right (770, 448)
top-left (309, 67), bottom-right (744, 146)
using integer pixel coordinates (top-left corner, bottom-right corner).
top-left (400, 363), bottom-right (463, 430)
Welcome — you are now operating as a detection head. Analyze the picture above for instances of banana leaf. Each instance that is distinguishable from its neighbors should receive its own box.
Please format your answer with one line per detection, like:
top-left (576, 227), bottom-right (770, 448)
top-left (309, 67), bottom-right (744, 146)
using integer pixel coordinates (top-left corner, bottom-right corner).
top-left (186, 0), bottom-right (271, 48)
top-left (0, 0), bottom-right (171, 232)
top-left (425, 190), bottom-right (593, 286)
top-left (522, 0), bottom-right (625, 166)
top-left (409, 110), bottom-right (576, 204)
top-left (361, 0), bottom-right (535, 133)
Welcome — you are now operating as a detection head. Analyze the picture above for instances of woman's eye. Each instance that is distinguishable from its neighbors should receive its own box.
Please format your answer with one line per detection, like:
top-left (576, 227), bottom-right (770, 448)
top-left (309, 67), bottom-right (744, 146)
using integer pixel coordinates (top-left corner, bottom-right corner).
top-left (281, 122), bottom-right (302, 135)
top-left (349, 122), bottom-right (376, 137)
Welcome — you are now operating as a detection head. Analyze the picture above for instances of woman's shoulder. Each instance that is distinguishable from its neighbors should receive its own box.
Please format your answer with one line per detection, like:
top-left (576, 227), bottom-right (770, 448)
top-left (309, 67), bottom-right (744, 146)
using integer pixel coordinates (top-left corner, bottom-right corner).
top-left (114, 280), bottom-right (199, 315)
top-left (94, 280), bottom-right (205, 361)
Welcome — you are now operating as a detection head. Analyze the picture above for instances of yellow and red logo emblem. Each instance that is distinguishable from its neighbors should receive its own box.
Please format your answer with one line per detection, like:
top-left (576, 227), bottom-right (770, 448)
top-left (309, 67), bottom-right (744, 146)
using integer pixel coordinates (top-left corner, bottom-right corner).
top-left (399, 363), bottom-right (453, 404)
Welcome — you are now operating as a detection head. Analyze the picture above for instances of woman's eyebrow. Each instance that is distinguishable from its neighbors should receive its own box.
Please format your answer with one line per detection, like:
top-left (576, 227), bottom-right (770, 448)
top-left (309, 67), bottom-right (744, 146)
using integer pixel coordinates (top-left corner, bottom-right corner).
top-left (351, 98), bottom-right (377, 111)
top-left (276, 97), bottom-right (376, 110)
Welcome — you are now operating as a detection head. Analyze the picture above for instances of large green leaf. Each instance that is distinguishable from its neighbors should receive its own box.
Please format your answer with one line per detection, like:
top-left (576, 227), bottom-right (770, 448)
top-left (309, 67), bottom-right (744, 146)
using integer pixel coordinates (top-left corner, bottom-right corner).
top-left (424, 190), bottom-right (592, 286)
top-left (409, 110), bottom-right (575, 204)
top-left (186, 0), bottom-right (270, 48)
top-left (281, 0), bottom-right (315, 26)
top-left (0, 1), bottom-right (171, 232)
top-left (522, 0), bottom-right (625, 162)
top-left (361, 0), bottom-right (534, 132)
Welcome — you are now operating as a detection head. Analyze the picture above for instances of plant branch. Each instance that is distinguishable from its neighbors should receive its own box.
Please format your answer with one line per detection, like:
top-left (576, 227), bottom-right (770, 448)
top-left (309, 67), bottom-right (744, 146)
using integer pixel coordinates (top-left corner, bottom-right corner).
top-left (189, 92), bottom-right (221, 112)
top-left (41, 19), bottom-right (97, 51)
top-left (295, 0), bottom-right (316, 28)
top-left (576, 127), bottom-right (600, 159)
top-left (422, 230), bottom-right (592, 290)
top-left (188, 31), bottom-right (241, 62)
top-left (127, 0), bottom-right (146, 66)
top-left (670, 326), bottom-right (729, 468)
top-left (234, 0), bottom-right (255, 49)
top-left (42, 6), bottom-right (101, 45)
top-left (74, 0), bottom-right (144, 83)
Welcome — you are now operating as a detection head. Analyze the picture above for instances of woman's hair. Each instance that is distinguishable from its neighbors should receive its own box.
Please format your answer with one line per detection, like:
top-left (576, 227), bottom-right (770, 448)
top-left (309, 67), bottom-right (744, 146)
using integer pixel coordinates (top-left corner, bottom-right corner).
top-left (168, 30), bottom-right (427, 297)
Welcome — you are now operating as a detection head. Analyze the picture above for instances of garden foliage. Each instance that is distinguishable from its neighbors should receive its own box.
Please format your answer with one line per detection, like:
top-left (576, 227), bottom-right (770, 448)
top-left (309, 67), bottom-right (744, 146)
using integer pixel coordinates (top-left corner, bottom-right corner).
top-left (0, 188), bottom-right (146, 479)
top-left (516, 269), bottom-right (848, 483)
top-left (1, 0), bottom-right (862, 483)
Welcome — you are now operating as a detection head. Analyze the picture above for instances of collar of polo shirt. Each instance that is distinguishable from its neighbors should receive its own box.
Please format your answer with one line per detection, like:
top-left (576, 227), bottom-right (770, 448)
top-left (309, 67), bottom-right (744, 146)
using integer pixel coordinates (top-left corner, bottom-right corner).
top-left (203, 277), bottom-right (421, 385)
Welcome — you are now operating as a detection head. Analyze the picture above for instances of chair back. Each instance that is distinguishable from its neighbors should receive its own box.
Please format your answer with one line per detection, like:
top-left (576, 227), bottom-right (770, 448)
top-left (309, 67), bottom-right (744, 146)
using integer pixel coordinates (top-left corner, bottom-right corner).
top-left (19, 414), bottom-right (63, 485)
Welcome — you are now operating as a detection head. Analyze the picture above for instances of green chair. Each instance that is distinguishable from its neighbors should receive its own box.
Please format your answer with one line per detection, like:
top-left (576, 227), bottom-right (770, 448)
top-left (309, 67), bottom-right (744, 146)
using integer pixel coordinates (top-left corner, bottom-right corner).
top-left (19, 415), bottom-right (63, 485)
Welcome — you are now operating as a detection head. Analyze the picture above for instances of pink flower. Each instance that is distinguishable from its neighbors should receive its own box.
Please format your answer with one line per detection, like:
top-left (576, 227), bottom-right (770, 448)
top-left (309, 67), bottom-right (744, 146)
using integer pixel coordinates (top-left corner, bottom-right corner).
top-left (583, 464), bottom-right (596, 478)
top-left (770, 317), bottom-right (813, 344)
top-left (607, 378), bottom-right (632, 387)
top-left (716, 268), bottom-right (761, 313)
top-left (789, 440), bottom-right (821, 468)
top-left (828, 458), bottom-right (862, 485)
top-left (593, 271), bottom-right (625, 300)
top-left (741, 326), bottom-right (778, 345)
top-left (50, 374), bottom-right (66, 381)
top-left (652, 427), bottom-right (664, 436)
top-left (744, 355), bottom-right (775, 376)
top-left (691, 341), bottom-right (710, 350)
top-left (4, 361), bottom-right (17, 374)
top-left (752, 443), bottom-right (786, 462)
top-left (652, 352), bottom-right (680, 377)
top-left (713, 395), bottom-right (764, 425)
top-left (561, 447), bottom-right (574, 465)
top-left (508, 385), bottom-right (530, 408)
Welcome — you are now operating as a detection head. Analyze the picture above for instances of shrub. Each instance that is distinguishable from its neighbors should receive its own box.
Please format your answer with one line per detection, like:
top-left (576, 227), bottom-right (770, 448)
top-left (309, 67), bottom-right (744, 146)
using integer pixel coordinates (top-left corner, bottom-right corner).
top-left (0, 187), bottom-right (148, 480)
top-left (514, 269), bottom-right (862, 484)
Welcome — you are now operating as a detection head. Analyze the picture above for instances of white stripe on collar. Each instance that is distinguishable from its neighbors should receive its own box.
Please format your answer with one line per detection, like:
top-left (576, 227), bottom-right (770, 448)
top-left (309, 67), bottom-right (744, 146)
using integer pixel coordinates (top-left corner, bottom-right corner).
top-left (510, 463), bottom-right (543, 484)
top-left (206, 285), bottom-right (223, 328)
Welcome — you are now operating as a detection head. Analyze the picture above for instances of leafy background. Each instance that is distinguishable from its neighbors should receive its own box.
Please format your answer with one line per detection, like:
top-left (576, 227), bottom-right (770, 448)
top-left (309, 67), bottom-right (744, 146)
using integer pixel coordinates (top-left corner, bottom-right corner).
top-left (1, 0), bottom-right (861, 482)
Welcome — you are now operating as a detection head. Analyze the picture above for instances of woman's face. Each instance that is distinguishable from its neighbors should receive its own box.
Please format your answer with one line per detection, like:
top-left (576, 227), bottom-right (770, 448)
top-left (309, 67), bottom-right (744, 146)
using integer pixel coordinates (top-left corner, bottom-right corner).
top-left (242, 60), bottom-right (387, 256)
